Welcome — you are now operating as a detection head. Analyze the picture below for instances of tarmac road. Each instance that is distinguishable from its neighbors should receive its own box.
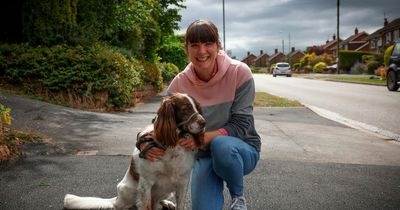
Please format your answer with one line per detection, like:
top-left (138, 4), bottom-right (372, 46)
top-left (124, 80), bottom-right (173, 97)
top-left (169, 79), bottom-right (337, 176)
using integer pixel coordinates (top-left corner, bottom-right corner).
top-left (1, 93), bottom-right (400, 210)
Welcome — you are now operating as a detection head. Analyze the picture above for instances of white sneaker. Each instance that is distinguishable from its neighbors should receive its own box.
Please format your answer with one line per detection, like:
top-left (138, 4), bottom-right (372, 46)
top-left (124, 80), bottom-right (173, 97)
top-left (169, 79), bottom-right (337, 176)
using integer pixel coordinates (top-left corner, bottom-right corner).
top-left (230, 196), bottom-right (247, 210)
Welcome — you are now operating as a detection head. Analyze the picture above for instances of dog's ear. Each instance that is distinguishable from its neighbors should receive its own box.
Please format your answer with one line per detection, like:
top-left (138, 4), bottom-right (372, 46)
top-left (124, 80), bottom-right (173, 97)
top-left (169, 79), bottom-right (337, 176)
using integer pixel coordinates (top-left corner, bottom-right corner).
top-left (154, 98), bottom-right (178, 147)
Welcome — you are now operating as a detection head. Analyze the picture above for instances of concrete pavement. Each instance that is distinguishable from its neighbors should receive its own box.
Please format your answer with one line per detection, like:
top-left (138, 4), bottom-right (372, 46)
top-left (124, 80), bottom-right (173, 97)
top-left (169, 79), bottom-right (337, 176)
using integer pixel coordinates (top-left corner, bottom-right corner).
top-left (1, 93), bottom-right (400, 210)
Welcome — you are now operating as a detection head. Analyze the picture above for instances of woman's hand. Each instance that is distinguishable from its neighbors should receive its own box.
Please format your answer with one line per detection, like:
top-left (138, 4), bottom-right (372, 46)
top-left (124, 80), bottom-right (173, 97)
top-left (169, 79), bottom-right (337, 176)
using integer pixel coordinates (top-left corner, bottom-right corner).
top-left (139, 141), bottom-right (166, 161)
top-left (178, 134), bottom-right (197, 150)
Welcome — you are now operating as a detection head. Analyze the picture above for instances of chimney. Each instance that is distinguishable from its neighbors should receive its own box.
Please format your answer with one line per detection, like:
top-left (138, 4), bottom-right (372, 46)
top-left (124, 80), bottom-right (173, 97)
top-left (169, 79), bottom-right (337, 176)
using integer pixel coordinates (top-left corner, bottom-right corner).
top-left (354, 27), bottom-right (358, 35)
top-left (333, 34), bottom-right (336, 40)
top-left (326, 40), bottom-right (329, 44)
top-left (275, 49), bottom-right (278, 54)
top-left (247, 51), bottom-right (250, 56)
top-left (384, 18), bottom-right (388, 26)
top-left (291, 47), bottom-right (295, 53)
top-left (260, 50), bottom-right (263, 55)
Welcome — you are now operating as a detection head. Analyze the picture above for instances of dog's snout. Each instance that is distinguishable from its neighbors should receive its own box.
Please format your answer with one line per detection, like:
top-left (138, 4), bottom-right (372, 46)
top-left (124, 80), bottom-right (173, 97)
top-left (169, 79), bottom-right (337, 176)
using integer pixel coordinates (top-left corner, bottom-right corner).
top-left (198, 116), bottom-right (206, 128)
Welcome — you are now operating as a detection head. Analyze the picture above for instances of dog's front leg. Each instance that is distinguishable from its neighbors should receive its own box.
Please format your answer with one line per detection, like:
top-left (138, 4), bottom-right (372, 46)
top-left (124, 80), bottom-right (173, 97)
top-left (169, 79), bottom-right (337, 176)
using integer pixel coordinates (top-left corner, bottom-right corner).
top-left (136, 178), bottom-right (153, 210)
top-left (175, 176), bottom-right (190, 210)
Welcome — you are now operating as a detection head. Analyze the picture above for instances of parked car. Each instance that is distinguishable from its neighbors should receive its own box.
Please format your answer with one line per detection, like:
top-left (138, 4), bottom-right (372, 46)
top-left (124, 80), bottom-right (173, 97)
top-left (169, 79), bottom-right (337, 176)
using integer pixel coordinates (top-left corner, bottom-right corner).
top-left (387, 42), bottom-right (400, 91)
top-left (272, 62), bottom-right (291, 77)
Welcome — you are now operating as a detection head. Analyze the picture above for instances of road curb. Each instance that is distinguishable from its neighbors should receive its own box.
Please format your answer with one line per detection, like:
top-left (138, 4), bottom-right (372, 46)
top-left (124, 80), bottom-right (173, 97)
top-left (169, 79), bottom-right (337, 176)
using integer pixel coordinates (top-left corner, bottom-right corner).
top-left (304, 104), bottom-right (400, 142)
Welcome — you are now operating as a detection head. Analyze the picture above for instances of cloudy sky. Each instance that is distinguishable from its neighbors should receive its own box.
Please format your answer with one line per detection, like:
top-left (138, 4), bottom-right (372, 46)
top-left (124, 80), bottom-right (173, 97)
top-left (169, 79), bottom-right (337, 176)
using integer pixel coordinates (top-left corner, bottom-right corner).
top-left (175, 0), bottom-right (399, 59)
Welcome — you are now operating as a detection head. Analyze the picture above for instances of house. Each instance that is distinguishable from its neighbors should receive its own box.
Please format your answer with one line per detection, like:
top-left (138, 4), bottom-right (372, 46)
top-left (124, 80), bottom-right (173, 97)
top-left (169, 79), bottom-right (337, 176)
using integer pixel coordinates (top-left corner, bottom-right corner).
top-left (268, 49), bottom-right (286, 65)
top-left (339, 28), bottom-right (369, 51)
top-left (254, 50), bottom-right (270, 67)
top-left (366, 17), bottom-right (400, 53)
top-left (286, 47), bottom-right (305, 65)
top-left (241, 52), bottom-right (257, 66)
top-left (323, 34), bottom-right (343, 57)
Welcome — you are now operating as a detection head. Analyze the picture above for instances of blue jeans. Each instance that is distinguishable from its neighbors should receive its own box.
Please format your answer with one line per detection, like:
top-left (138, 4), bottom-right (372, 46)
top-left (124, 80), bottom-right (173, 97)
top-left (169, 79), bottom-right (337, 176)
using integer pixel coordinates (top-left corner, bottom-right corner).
top-left (191, 136), bottom-right (260, 210)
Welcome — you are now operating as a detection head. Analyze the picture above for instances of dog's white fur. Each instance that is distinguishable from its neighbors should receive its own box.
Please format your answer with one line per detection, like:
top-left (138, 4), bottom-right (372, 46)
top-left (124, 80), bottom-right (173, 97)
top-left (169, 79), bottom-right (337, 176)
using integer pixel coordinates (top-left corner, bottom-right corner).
top-left (64, 93), bottom-right (205, 210)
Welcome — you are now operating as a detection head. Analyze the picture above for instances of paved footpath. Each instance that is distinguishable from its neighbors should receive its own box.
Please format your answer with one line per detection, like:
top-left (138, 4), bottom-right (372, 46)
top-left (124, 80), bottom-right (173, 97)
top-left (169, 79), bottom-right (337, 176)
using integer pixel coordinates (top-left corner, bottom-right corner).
top-left (1, 93), bottom-right (400, 210)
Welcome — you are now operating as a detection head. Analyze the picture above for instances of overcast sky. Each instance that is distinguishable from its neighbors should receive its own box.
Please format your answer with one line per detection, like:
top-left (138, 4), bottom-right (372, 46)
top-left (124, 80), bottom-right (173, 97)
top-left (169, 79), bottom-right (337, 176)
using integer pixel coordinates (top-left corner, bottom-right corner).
top-left (175, 0), bottom-right (399, 59)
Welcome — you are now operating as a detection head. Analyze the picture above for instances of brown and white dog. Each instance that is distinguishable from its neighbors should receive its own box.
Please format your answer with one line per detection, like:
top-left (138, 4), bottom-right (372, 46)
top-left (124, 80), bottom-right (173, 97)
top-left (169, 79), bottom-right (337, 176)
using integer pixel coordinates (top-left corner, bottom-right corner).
top-left (64, 93), bottom-right (206, 210)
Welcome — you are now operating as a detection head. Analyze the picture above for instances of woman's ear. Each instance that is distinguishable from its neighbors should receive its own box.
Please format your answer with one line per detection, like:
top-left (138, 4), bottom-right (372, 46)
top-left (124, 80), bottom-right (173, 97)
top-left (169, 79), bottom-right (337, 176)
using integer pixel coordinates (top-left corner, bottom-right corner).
top-left (217, 41), bottom-right (222, 50)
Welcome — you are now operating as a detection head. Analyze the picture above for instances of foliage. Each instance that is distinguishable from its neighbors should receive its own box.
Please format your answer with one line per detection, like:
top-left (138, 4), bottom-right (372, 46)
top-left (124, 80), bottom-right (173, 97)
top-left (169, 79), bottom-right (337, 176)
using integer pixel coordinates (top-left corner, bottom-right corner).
top-left (384, 45), bottom-right (394, 67)
top-left (350, 62), bottom-right (366, 74)
top-left (338, 50), bottom-right (374, 72)
top-left (0, 43), bottom-right (149, 108)
top-left (158, 35), bottom-right (188, 70)
top-left (141, 61), bottom-right (163, 91)
top-left (160, 63), bottom-right (180, 82)
top-left (0, 104), bottom-right (12, 125)
top-left (313, 62), bottom-right (327, 73)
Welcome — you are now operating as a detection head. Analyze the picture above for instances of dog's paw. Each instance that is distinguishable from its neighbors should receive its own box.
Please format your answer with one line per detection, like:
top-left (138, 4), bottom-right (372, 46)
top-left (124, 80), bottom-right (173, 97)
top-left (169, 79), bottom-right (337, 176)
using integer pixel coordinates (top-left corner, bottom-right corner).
top-left (160, 200), bottom-right (176, 210)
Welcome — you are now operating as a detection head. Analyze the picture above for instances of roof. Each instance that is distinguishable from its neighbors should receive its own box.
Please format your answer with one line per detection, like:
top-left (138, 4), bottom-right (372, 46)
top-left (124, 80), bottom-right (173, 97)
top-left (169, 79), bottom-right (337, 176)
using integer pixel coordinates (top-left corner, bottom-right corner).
top-left (367, 17), bottom-right (400, 40)
top-left (341, 31), bottom-right (369, 46)
top-left (254, 53), bottom-right (270, 62)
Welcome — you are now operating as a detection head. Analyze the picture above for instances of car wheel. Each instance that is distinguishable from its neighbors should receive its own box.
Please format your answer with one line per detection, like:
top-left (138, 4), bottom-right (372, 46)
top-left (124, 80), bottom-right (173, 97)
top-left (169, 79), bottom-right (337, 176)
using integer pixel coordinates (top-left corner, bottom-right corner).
top-left (286, 74), bottom-right (291, 77)
top-left (387, 70), bottom-right (399, 91)
top-left (273, 74), bottom-right (277, 77)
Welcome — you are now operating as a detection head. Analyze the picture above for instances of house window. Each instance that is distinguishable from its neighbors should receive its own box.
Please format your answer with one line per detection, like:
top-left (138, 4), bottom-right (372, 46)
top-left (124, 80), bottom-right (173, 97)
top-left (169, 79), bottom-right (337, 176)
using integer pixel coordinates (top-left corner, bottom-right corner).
top-left (394, 30), bottom-right (399, 43)
top-left (371, 40), bottom-right (376, 49)
top-left (386, 32), bottom-right (392, 44)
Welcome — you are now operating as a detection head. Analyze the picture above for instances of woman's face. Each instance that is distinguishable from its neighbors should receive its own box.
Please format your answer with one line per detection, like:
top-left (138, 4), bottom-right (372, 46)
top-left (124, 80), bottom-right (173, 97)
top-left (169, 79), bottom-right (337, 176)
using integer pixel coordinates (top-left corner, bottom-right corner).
top-left (186, 41), bottom-right (220, 73)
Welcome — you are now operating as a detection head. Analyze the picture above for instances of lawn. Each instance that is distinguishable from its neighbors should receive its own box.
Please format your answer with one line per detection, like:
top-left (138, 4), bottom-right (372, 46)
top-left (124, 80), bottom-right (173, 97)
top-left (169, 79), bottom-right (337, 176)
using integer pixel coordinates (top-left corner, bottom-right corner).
top-left (254, 92), bottom-right (303, 107)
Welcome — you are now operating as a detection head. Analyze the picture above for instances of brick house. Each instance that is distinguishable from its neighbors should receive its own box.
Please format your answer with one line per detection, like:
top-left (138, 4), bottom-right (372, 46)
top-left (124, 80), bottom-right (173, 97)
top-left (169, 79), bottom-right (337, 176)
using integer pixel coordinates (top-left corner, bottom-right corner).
top-left (254, 50), bottom-right (270, 67)
top-left (339, 28), bottom-right (370, 51)
top-left (268, 49), bottom-right (286, 65)
top-left (241, 52), bottom-right (257, 66)
top-left (323, 34), bottom-right (343, 57)
top-left (286, 47), bottom-right (305, 65)
top-left (366, 17), bottom-right (400, 53)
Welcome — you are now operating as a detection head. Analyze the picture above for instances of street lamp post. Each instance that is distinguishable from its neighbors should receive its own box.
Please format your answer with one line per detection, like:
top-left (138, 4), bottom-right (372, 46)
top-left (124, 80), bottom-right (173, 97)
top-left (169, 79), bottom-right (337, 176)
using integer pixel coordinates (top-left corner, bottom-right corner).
top-left (222, 0), bottom-right (226, 51)
top-left (337, 0), bottom-right (340, 74)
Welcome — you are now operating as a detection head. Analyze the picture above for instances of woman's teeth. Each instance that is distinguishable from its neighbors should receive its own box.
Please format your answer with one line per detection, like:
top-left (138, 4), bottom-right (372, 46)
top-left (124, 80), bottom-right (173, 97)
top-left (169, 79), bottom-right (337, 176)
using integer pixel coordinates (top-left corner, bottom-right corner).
top-left (197, 57), bottom-right (208, 62)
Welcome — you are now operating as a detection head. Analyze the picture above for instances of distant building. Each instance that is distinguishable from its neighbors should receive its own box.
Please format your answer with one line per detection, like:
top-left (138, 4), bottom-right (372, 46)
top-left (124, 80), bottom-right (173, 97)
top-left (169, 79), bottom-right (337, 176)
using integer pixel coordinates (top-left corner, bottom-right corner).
top-left (268, 49), bottom-right (286, 65)
top-left (366, 17), bottom-right (400, 52)
top-left (241, 51), bottom-right (257, 66)
top-left (340, 27), bottom-right (369, 51)
top-left (254, 50), bottom-right (270, 67)
top-left (286, 47), bottom-right (305, 65)
top-left (323, 34), bottom-right (343, 57)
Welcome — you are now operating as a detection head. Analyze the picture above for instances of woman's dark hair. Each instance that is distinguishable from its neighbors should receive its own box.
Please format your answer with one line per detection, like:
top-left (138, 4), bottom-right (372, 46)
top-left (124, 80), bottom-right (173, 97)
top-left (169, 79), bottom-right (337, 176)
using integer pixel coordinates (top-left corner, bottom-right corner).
top-left (185, 20), bottom-right (220, 45)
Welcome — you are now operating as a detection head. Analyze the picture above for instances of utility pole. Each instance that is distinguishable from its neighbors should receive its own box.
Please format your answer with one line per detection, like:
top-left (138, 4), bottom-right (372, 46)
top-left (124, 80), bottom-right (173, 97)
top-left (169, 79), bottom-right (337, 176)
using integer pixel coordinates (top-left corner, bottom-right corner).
top-left (222, 0), bottom-right (226, 51)
top-left (336, 0), bottom-right (340, 74)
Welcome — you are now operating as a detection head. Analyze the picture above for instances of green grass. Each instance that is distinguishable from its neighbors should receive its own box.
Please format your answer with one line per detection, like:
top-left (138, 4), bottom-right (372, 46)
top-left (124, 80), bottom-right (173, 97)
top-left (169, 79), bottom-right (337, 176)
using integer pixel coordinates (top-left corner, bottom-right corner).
top-left (328, 77), bottom-right (386, 86)
top-left (254, 92), bottom-right (303, 107)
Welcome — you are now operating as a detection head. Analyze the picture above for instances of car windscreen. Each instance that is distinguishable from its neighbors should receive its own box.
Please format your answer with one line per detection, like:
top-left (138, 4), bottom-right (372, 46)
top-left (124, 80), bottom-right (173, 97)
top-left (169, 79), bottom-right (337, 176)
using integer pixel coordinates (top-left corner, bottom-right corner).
top-left (277, 63), bottom-right (289, 67)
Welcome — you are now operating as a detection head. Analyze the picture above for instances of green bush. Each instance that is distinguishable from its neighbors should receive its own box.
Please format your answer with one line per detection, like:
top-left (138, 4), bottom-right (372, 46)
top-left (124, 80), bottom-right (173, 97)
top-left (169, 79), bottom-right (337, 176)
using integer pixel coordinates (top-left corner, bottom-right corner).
top-left (160, 63), bottom-right (180, 82)
top-left (338, 50), bottom-right (374, 72)
top-left (141, 61), bottom-right (163, 91)
top-left (350, 62), bottom-right (366, 74)
top-left (313, 62), bottom-right (327, 73)
top-left (0, 43), bottom-right (145, 108)
top-left (366, 61), bottom-right (381, 75)
top-left (158, 35), bottom-right (188, 70)
top-left (384, 45), bottom-right (394, 67)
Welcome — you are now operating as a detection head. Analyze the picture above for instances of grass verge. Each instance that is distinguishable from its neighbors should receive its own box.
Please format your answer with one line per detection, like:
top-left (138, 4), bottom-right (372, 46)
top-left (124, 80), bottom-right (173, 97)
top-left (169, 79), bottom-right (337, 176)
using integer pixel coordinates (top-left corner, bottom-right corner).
top-left (328, 77), bottom-right (386, 86)
top-left (254, 92), bottom-right (303, 107)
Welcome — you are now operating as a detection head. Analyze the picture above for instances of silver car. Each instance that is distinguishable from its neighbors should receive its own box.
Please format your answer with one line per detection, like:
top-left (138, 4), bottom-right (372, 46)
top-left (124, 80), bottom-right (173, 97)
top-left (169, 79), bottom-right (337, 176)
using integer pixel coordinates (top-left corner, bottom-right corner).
top-left (272, 62), bottom-right (291, 77)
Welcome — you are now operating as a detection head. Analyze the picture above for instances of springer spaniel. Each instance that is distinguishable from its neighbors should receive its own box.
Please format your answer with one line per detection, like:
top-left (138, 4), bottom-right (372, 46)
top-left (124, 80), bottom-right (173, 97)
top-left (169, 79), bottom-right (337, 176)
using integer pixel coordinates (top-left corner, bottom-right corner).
top-left (64, 93), bottom-right (206, 210)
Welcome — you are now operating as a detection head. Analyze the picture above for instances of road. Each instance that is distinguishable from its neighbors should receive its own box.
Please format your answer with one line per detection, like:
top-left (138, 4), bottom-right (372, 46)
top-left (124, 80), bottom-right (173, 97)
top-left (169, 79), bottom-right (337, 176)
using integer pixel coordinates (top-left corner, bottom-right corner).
top-left (1, 92), bottom-right (400, 210)
top-left (253, 74), bottom-right (400, 140)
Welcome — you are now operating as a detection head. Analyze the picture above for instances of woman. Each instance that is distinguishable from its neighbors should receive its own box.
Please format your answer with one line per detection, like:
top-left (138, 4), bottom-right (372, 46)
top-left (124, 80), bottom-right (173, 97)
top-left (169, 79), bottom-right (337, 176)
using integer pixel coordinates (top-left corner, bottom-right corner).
top-left (138, 19), bottom-right (260, 210)
top-left (167, 19), bottom-right (261, 210)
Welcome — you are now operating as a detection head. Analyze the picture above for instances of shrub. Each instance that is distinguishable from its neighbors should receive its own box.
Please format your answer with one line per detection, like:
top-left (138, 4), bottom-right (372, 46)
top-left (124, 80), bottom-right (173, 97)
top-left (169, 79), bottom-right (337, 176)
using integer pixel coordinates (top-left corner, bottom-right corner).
top-left (160, 62), bottom-right (180, 82)
top-left (313, 62), bottom-right (327, 73)
top-left (338, 50), bottom-right (374, 72)
top-left (384, 45), bottom-right (394, 67)
top-left (350, 62), bottom-right (366, 74)
top-left (366, 61), bottom-right (381, 75)
top-left (0, 43), bottom-right (144, 108)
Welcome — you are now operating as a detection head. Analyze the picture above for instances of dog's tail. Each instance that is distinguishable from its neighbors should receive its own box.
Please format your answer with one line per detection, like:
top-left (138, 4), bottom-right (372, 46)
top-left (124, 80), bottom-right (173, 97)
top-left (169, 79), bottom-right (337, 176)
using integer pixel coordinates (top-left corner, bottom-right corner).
top-left (64, 194), bottom-right (115, 209)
